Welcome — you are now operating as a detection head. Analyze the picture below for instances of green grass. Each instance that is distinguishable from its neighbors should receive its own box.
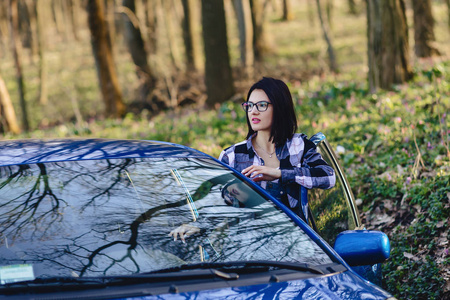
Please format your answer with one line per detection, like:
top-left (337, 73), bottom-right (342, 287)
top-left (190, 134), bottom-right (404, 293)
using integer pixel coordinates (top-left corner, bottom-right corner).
top-left (3, 60), bottom-right (448, 300)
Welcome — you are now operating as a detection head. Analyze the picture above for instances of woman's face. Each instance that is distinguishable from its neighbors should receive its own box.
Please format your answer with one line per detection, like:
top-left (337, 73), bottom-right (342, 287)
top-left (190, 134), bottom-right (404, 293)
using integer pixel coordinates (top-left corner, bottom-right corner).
top-left (223, 182), bottom-right (251, 207)
top-left (247, 89), bottom-right (273, 133)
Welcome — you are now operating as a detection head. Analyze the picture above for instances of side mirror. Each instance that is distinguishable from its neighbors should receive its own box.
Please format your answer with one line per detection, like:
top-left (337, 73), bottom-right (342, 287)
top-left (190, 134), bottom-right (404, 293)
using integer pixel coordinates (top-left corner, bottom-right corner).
top-left (333, 230), bottom-right (390, 267)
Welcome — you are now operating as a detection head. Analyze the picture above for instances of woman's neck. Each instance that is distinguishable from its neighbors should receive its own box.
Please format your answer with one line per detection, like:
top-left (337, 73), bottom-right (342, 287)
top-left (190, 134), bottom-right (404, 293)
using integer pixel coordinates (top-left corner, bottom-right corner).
top-left (253, 131), bottom-right (275, 151)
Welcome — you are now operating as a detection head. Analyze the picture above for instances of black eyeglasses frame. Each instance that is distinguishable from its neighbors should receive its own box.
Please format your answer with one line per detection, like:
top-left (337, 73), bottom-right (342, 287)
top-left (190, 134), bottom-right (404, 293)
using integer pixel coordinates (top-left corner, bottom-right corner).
top-left (241, 101), bottom-right (272, 112)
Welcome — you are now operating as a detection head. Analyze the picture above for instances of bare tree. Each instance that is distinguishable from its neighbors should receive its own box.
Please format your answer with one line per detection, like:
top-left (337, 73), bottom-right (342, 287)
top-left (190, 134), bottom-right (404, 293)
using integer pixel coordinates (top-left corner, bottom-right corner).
top-left (160, 0), bottom-right (181, 70)
top-left (51, 0), bottom-right (67, 39)
top-left (326, 0), bottom-right (333, 28)
top-left (68, 0), bottom-right (80, 41)
top-left (181, 0), bottom-right (199, 72)
top-left (36, 0), bottom-right (48, 105)
top-left (0, 74), bottom-right (21, 134)
top-left (249, 0), bottom-right (269, 62)
top-left (232, 0), bottom-right (254, 78)
top-left (0, 2), bottom-right (9, 54)
top-left (282, 0), bottom-right (293, 21)
top-left (104, 0), bottom-right (117, 47)
top-left (8, 0), bottom-right (29, 131)
top-left (23, 0), bottom-right (38, 59)
top-left (412, 0), bottom-right (440, 58)
top-left (316, 0), bottom-right (338, 73)
top-left (87, 0), bottom-right (126, 118)
top-left (201, 0), bottom-right (234, 106)
top-left (121, 0), bottom-right (157, 106)
top-left (446, 0), bottom-right (450, 30)
top-left (144, 0), bottom-right (158, 55)
top-left (366, 0), bottom-right (413, 92)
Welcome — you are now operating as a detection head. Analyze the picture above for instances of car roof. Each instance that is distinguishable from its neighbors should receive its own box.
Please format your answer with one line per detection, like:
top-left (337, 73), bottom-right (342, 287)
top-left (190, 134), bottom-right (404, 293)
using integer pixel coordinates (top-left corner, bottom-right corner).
top-left (0, 139), bottom-right (209, 166)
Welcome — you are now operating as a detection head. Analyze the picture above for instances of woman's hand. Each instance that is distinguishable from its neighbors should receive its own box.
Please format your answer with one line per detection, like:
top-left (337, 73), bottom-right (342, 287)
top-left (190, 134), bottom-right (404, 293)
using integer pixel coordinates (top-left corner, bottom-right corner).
top-left (241, 165), bottom-right (281, 182)
top-left (169, 224), bottom-right (200, 243)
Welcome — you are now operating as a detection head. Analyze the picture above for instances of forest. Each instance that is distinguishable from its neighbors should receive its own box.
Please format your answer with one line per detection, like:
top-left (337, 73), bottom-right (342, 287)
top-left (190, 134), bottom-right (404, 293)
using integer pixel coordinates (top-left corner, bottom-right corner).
top-left (0, 0), bottom-right (449, 299)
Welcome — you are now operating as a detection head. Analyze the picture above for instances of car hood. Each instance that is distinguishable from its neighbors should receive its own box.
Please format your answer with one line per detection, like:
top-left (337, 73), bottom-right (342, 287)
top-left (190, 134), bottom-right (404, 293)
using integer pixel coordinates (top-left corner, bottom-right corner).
top-left (115, 271), bottom-right (393, 300)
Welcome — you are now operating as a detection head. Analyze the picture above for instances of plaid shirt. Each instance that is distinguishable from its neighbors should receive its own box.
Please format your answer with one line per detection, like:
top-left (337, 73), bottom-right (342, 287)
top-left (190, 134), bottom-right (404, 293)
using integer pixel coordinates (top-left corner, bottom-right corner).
top-left (218, 133), bottom-right (336, 210)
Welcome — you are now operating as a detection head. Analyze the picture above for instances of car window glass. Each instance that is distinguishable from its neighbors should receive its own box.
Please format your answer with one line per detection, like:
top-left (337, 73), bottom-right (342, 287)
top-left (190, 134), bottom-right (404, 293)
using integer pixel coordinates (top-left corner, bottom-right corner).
top-left (0, 158), bottom-right (332, 280)
top-left (308, 146), bottom-right (357, 246)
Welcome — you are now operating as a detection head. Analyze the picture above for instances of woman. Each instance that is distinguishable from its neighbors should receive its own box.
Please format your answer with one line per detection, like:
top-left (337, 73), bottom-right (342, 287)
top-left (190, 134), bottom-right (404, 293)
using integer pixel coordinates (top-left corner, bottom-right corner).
top-left (219, 77), bottom-right (336, 219)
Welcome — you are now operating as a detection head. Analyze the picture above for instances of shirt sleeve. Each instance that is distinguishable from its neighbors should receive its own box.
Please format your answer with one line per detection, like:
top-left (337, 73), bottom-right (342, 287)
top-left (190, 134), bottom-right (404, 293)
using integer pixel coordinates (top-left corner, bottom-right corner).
top-left (218, 150), bottom-right (229, 165)
top-left (280, 138), bottom-right (336, 190)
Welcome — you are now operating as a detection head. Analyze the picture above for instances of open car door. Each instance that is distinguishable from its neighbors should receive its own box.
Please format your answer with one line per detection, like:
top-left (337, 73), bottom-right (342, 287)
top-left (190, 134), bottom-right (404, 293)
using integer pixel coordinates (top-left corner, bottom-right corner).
top-left (305, 133), bottom-right (386, 286)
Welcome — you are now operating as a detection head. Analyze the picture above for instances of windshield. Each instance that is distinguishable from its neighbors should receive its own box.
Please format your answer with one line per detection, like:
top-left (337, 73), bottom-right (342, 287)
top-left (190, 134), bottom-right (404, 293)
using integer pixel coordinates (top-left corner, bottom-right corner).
top-left (0, 157), bottom-right (332, 282)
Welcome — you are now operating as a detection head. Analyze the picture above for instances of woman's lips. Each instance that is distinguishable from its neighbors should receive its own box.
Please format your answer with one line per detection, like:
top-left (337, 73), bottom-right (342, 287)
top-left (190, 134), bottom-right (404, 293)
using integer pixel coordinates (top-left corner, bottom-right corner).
top-left (252, 118), bottom-right (260, 124)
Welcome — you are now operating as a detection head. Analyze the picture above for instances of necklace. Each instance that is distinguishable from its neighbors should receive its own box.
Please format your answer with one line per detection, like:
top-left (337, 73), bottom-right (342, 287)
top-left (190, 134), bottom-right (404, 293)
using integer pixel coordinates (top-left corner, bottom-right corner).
top-left (255, 142), bottom-right (276, 158)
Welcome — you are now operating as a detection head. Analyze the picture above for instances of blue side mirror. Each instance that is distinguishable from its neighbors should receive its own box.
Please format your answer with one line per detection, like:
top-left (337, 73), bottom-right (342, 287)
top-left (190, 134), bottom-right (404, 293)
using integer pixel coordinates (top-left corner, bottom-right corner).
top-left (333, 230), bottom-right (390, 267)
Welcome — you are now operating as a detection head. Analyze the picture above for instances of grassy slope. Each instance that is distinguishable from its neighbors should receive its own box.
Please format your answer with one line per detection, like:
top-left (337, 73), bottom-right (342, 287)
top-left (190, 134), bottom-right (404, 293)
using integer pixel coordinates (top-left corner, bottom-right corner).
top-left (1, 1), bottom-right (449, 299)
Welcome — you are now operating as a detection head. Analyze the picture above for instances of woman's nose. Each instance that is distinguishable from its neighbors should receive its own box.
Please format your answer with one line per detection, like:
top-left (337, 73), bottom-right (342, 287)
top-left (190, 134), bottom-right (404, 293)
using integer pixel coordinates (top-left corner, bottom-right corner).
top-left (249, 106), bottom-right (259, 114)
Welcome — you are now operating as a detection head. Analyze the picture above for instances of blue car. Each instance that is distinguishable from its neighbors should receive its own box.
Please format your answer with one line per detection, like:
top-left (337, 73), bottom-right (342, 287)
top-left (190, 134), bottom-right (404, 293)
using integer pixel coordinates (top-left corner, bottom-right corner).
top-left (0, 138), bottom-right (395, 299)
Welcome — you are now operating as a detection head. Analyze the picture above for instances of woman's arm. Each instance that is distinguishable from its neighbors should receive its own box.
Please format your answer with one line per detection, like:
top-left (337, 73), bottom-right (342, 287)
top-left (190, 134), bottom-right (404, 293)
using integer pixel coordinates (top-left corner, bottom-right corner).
top-left (218, 150), bottom-right (229, 165)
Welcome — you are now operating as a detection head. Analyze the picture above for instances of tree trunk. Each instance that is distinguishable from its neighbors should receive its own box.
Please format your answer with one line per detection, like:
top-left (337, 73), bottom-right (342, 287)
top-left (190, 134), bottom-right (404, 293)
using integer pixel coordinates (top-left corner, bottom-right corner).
top-left (36, 0), bottom-right (48, 105)
top-left (52, 0), bottom-right (66, 38)
top-left (161, 0), bottom-right (180, 70)
top-left (412, 0), bottom-right (440, 57)
top-left (282, 0), bottom-right (293, 21)
top-left (316, 0), bottom-right (338, 73)
top-left (249, 0), bottom-right (269, 61)
top-left (122, 0), bottom-right (156, 105)
top-left (0, 74), bottom-right (21, 134)
top-left (144, 0), bottom-right (158, 55)
top-left (61, 0), bottom-right (74, 40)
top-left (447, 0), bottom-right (450, 29)
top-left (326, 0), bottom-right (333, 29)
top-left (0, 2), bottom-right (9, 54)
top-left (68, 0), bottom-right (80, 41)
top-left (24, 0), bottom-right (39, 59)
top-left (73, 0), bottom-right (83, 40)
top-left (9, 0), bottom-right (29, 131)
top-left (201, 0), bottom-right (234, 106)
top-left (181, 0), bottom-right (199, 72)
top-left (232, 0), bottom-right (254, 78)
top-left (134, 0), bottom-right (148, 45)
top-left (105, 0), bottom-right (116, 47)
top-left (87, 0), bottom-right (126, 118)
top-left (366, 0), bottom-right (413, 92)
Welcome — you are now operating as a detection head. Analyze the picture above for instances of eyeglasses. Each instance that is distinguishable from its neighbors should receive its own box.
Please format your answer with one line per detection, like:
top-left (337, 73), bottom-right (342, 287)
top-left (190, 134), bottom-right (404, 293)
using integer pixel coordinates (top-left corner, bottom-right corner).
top-left (241, 101), bottom-right (271, 112)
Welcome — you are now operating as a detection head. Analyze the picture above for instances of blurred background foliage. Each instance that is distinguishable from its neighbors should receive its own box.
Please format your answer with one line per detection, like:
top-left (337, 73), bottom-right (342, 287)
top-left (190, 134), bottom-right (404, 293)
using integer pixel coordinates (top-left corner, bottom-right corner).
top-left (0, 0), bottom-right (449, 299)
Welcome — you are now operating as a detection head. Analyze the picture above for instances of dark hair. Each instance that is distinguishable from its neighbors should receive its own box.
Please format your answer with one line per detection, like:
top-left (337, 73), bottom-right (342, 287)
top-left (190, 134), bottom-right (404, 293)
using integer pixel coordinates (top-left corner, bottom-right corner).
top-left (245, 77), bottom-right (297, 146)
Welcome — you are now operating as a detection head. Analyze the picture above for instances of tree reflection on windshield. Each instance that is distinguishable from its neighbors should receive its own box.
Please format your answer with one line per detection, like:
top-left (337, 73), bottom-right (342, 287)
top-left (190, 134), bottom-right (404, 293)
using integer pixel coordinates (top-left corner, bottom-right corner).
top-left (0, 157), bottom-right (332, 279)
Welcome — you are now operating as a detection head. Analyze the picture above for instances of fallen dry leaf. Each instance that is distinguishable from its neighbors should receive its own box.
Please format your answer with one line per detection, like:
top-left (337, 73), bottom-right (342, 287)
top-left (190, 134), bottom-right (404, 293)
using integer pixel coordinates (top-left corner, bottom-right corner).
top-left (403, 252), bottom-right (420, 261)
top-left (420, 170), bottom-right (437, 178)
top-left (371, 213), bottom-right (396, 227)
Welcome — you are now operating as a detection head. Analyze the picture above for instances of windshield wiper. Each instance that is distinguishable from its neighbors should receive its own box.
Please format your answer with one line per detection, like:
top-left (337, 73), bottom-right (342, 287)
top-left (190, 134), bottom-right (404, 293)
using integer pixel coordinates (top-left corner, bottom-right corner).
top-left (148, 260), bottom-right (325, 275)
top-left (0, 261), bottom-right (325, 293)
top-left (1, 277), bottom-right (107, 293)
top-left (0, 268), bottom-right (240, 293)
top-left (3, 277), bottom-right (105, 286)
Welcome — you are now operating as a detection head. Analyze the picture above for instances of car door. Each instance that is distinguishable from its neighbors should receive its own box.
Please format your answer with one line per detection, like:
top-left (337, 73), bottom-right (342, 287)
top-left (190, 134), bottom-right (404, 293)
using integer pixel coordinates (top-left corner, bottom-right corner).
top-left (307, 132), bottom-right (361, 245)
top-left (306, 133), bottom-right (383, 285)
